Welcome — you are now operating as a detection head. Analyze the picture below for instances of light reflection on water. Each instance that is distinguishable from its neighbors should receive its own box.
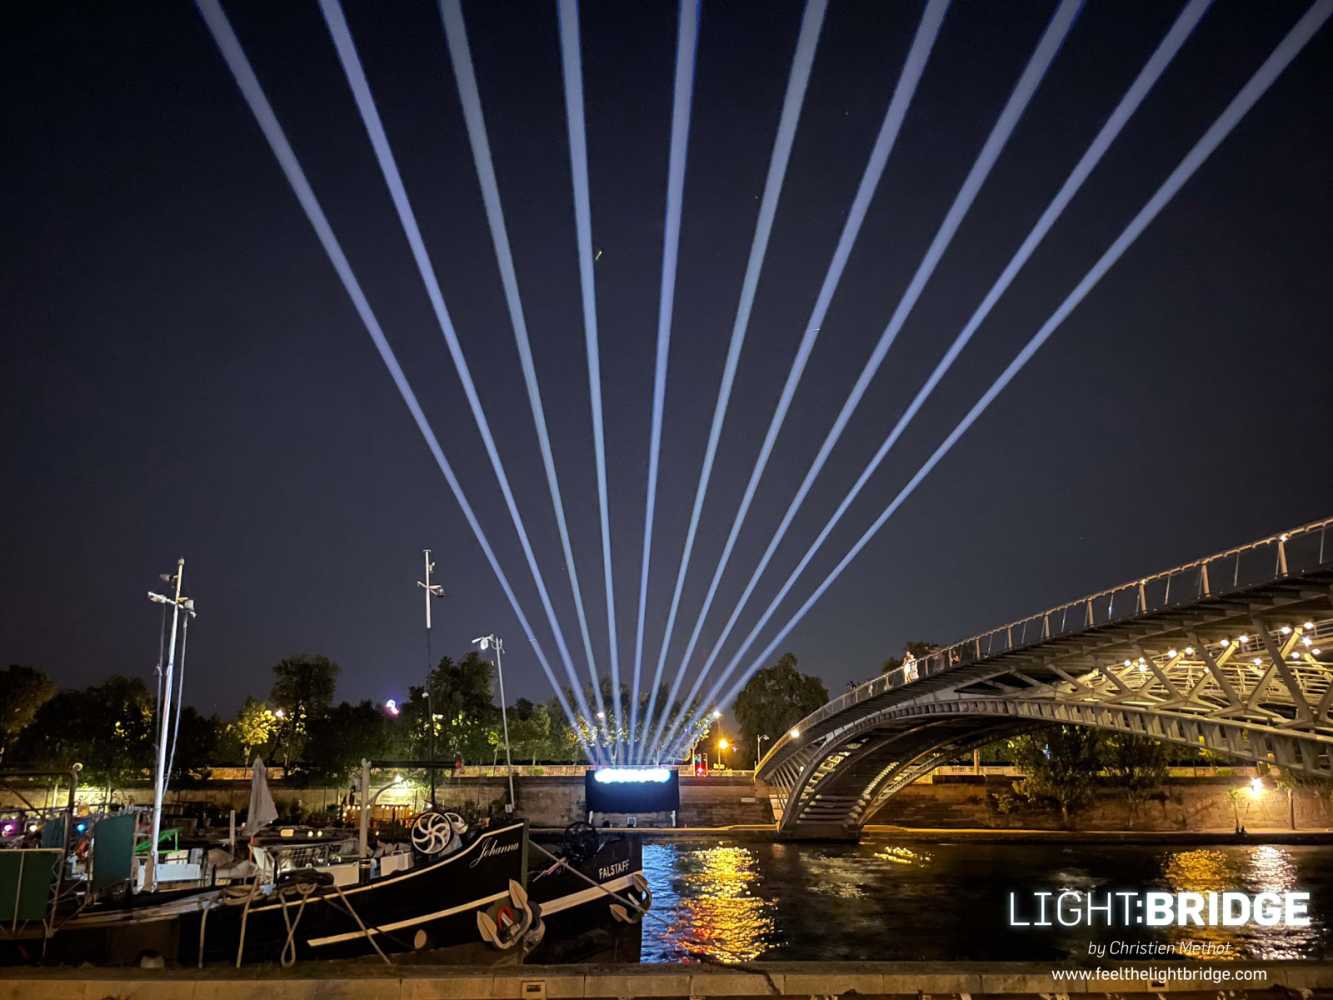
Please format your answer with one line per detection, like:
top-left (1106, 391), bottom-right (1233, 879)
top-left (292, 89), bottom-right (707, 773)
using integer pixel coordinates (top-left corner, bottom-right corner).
top-left (639, 839), bottom-right (1333, 964)
top-left (1158, 844), bottom-right (1317, 960)
top-left (642, 842), bottom-right (777, 962)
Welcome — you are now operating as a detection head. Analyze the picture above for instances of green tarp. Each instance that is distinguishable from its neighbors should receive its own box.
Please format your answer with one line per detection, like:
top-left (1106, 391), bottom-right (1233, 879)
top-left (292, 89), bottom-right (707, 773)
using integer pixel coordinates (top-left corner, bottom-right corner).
top-left (92, 813), bottom-right (136, 892)
top-left (0, 849), bottom-right (61, 925)
top-left (39, 815), bottom-right (66, 850)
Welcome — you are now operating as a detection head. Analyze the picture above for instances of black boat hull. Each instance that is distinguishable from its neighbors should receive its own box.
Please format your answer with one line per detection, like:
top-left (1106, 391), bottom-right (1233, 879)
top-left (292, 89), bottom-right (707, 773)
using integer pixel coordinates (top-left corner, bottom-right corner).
top-left (13, 823), bottom-right (648, 967)
top-left (527, 835), bottom-right (645, 964)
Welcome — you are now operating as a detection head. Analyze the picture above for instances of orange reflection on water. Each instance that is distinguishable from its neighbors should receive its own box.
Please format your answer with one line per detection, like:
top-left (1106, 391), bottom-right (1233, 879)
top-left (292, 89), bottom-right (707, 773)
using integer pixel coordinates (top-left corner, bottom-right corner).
top-left (659, 844), bottom-right (776, 963)
top-left (1159, 847), bottom-right (1238, 954)
top-left (1163, 848), bottom-right (1232, 892)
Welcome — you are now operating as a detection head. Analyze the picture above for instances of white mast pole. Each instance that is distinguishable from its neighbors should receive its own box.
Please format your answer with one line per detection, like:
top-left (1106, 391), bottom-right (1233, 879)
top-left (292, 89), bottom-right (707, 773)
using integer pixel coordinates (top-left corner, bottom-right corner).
top-left (147, 557), bottom-right (184, 892)
top-left (495, 637), bottom-right (515, 813)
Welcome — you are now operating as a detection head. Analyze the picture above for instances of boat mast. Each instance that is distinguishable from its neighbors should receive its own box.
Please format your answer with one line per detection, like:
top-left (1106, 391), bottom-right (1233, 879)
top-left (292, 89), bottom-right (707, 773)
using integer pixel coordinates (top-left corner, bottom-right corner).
top-left (145, 558), bottom-right (194, 891)
top-left (417, 550), bottom-right (444, 804)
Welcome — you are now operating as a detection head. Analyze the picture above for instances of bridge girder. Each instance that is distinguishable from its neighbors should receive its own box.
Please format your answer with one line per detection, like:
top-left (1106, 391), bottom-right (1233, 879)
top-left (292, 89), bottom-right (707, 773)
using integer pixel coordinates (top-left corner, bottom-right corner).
top-left (757, 522), bottom-right (1333, 840)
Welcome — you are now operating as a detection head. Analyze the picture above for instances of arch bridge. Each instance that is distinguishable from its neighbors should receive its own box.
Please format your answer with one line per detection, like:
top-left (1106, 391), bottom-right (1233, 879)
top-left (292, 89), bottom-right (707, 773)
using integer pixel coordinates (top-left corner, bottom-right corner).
top-left (755, 517), bottom-right (1333, 840)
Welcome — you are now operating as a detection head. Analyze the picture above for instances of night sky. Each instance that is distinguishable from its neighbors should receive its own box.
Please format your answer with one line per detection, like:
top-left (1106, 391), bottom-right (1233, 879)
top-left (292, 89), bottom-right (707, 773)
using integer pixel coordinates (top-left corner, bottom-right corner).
top-left (5, 1), bottom-right (1331, 719)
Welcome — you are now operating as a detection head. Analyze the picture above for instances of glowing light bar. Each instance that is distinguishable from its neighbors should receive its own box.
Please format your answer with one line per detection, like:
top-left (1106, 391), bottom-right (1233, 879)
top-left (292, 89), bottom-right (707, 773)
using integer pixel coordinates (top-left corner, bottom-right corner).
top-left (712, 0), bottom-right (1333, 721)
top-left (651, 0), bottom-right (946, 763)
top-left (631, 0), bottom-right (701, 760)
top-left (441, 0), bottom-right (607, 737)
top-left (656, 0), bottom-right (1080, 761)
top-left (558, 0), bottom-right (624, 750)
top-left (318, 0), bottom-right (602, 741)
top-left (193, 0), bottom-right (588, 750)
top-left (639, 0), bottom-right (829, 761)
top-left (592, 767), bottom-right (672, 784)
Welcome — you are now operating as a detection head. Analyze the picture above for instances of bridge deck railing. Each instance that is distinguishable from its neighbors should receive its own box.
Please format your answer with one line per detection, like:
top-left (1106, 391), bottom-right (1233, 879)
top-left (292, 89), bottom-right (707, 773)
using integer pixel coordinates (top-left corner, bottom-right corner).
top-left (901, 516), bottom-right (1331, 685)
top-left (761, 516), bottom-right (1332, 776)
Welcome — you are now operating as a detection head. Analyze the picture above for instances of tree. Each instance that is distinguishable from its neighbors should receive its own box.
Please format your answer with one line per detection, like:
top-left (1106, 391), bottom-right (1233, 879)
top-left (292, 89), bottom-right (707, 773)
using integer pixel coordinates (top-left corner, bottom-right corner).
top-left (506, 701), bottom-right (554, 765)
top-left (304, 700), bottom-right (401, 784)
top-left (882, 641), bottom-right (938, 674)
top-left (1009, 725), bottom-right (1102, 827)
top-left (733, 653), bottom-right (829, 769)
top-left (0, 665), bottom-right (56, 762)
top-left (269, 654), bottom-right (340, 765)
top-left (412, 652), bottom-right (498, 762)
top-left (12, 677), bottom-right (155, 802)
top-left (1101, 733), bottom-right (1170, 826)
top-left (170, 707), bottom-right (224, 784)
top-left (547, 698), bottom-right (583, 763)
top-left (224, 696), bottom-right (280, 761)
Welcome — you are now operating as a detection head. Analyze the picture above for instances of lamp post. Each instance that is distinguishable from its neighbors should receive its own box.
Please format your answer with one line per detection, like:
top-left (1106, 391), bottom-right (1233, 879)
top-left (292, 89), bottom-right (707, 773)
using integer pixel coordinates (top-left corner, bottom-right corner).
top-left (716, 736), bottom-right (729, 769)
top-left (473, 634), bottom-right (515, 813)
top-left (417, 551), bottom-right (445, 804)
top-left (756, 734), bottom-right (770, 771)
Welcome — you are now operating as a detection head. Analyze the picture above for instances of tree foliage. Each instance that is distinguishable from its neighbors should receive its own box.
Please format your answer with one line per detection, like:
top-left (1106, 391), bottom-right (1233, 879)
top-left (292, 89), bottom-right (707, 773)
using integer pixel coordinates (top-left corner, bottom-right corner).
top-left (224, 696), bottom-right (280, 762)
top-left (0, 665), bottom-right (56, 762)
top-left (170, 706), bottom-right (224, 784)
top-left (404, 652), bottom-right (499, 763)
top-left (269, 654), bottom-right (340, 765)
top-left (1101, 732), bottom-right (1170, 824)
top-left (1009, 725), bottom-right (1103, 827)
top-left (304, 700), bottom-right (404, 783)
top-left (733, 653), bottom-right (829, 768)
top-left (505, 700), bottom-right (554, 765)
top-left (12, 675), bottom-right (155, 797)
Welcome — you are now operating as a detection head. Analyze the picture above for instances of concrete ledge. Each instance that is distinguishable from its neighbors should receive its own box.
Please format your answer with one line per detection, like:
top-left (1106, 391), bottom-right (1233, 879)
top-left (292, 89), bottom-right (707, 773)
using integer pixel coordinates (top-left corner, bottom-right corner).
top-left (4, 962), bottom-right (1333, 1000)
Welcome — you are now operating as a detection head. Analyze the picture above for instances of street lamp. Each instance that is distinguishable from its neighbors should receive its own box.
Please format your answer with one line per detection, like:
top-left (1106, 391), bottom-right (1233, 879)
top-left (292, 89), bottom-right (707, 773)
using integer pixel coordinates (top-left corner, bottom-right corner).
top-left (717, 736), bottom-right (729, 769)
top-left (473, 634), bottom-right (515, 813)
top-left (756, 734), bottom-right (770, 769)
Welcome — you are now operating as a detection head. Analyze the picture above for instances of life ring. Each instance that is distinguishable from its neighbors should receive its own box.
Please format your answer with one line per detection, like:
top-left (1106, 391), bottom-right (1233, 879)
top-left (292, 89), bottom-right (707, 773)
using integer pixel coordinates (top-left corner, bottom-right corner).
top-left (477, 879), bottom-right (534, 950)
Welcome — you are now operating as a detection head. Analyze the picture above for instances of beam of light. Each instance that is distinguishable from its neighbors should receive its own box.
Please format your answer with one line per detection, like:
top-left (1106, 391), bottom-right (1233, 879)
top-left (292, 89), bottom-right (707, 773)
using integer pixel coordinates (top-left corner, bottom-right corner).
top-left (319, 0), bottom-right (603, 745)
top-left (629, 0), bottom-right (700, 763)
top-left (637, 0), bottom-right (829, 764)
top-left (689, 0), bottom-right (1333, 745)
top-left (653, 0), bottom-right (1082, 761)
top-left (645, 0), bottom-right (949, 763)
top-left (193, 0), bottom-right (591, 752)
top-left (558, 0), bottom-right (625, 756)
top-left (438, 0), bottom-right (609, 735)
top-left (658, 0), bottom-right (1210, 759)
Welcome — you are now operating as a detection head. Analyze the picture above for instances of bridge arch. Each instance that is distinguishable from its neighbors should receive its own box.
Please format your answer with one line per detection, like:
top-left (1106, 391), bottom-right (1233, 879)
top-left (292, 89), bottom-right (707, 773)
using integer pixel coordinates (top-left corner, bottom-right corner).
top-left (757, 517), bottom-right (1333, 839)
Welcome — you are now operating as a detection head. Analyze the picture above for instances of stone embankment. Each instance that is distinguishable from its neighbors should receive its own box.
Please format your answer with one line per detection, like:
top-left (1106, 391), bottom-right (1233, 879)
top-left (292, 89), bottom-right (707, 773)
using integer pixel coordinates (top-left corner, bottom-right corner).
top-left (3, 961), bottom-right (1332, 1000)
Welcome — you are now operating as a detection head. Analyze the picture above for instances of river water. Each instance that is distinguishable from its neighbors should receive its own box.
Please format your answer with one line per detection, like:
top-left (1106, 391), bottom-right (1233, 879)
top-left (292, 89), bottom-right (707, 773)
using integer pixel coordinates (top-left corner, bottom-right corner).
top-left (636, 838), bottom-right (1333, 963)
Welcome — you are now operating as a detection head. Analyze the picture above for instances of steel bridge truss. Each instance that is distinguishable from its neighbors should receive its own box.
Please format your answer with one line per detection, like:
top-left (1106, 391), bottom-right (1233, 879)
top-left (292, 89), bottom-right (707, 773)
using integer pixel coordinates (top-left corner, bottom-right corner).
top-left (757, 517), bottom-right (1333, 839)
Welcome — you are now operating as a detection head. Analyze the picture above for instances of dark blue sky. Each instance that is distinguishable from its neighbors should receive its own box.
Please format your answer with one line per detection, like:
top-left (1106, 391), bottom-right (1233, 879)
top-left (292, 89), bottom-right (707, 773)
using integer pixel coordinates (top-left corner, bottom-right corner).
top-left (5, 1), bottom-right (1331, 719)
